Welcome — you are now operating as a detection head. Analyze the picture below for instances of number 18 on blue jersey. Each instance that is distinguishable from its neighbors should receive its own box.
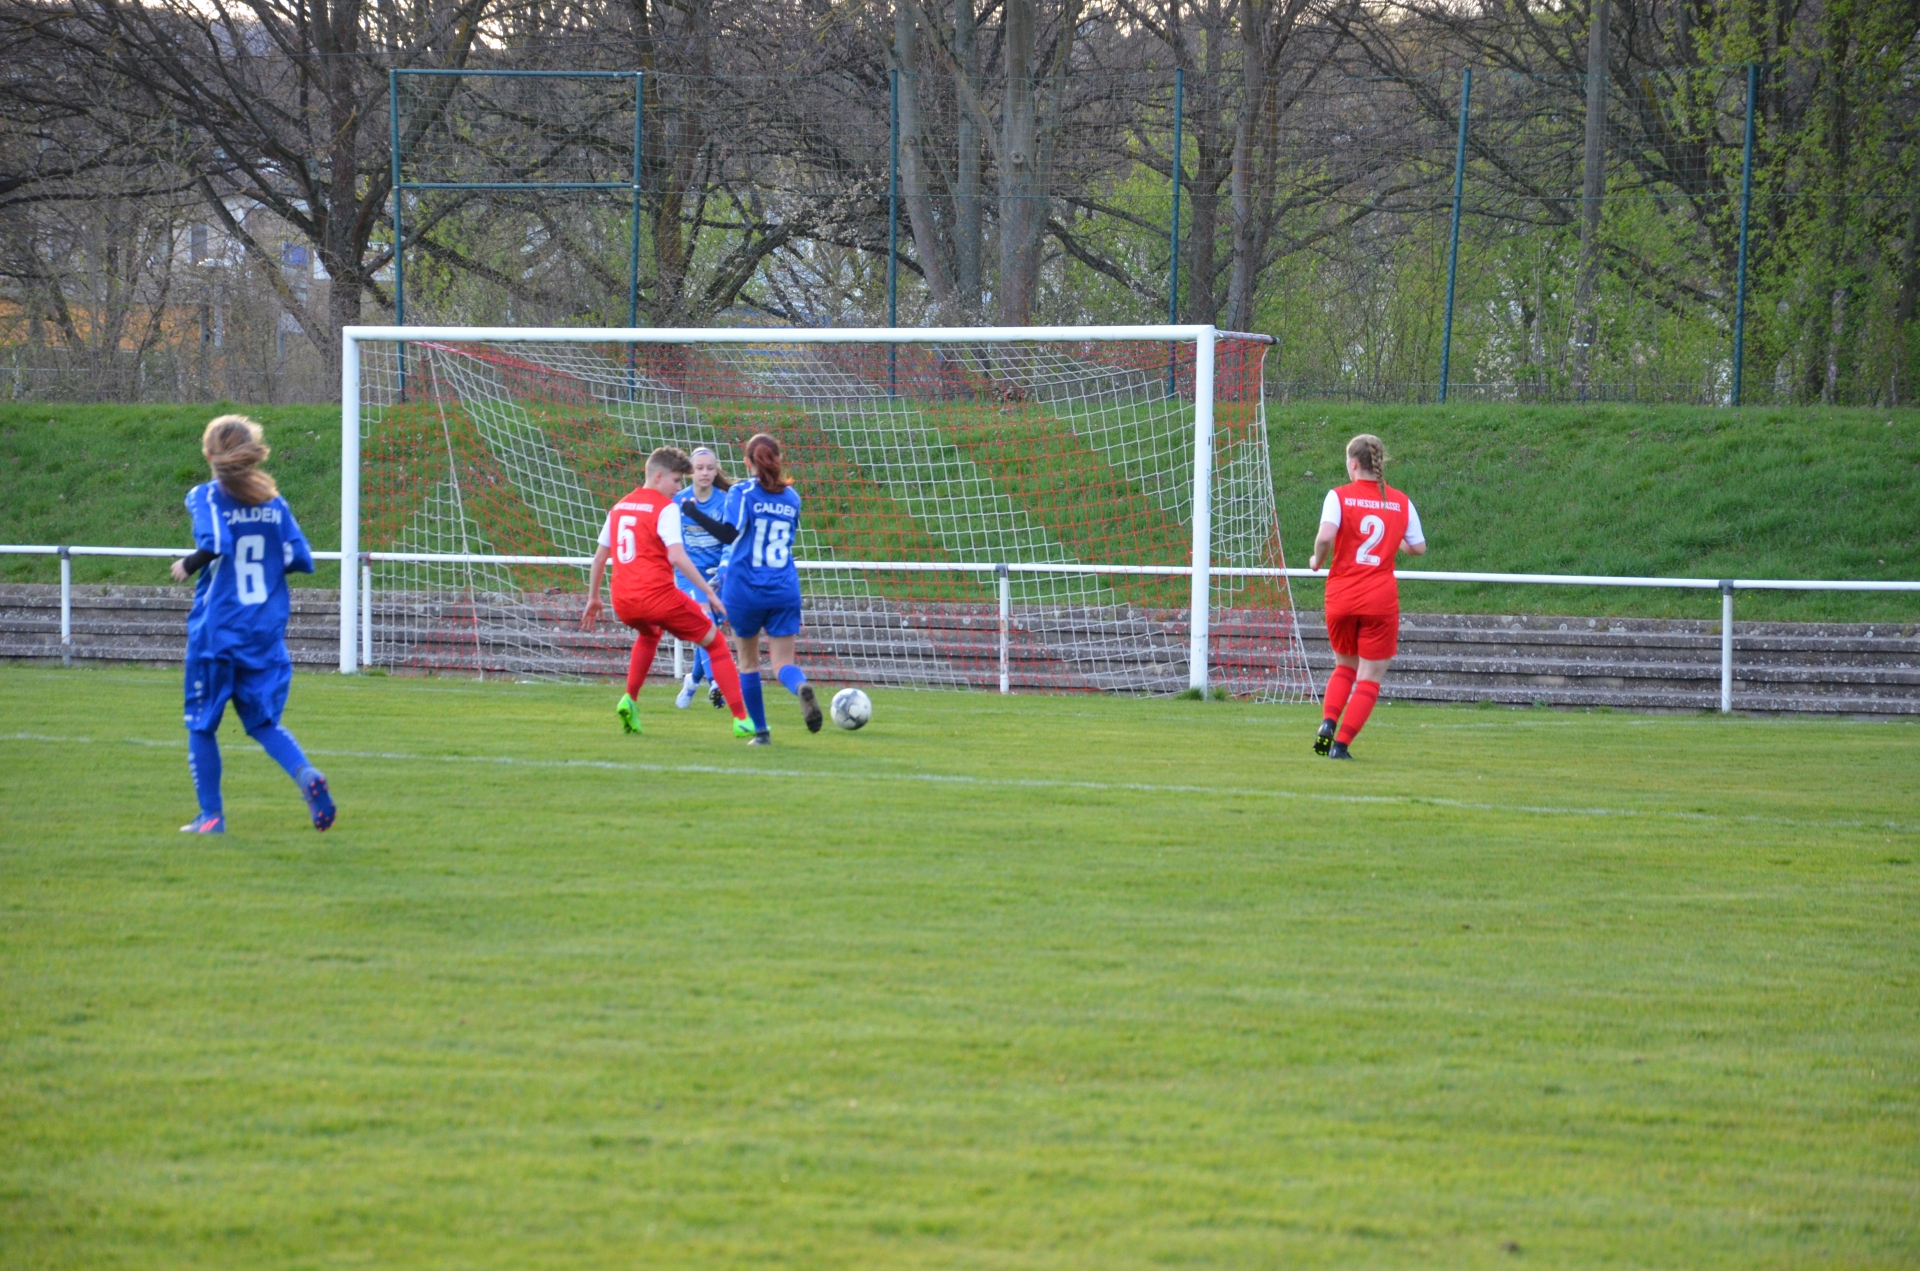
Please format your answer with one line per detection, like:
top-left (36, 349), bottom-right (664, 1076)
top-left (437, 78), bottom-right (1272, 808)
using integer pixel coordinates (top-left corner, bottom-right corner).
top-left (719, 479), bottom-right (803, 605)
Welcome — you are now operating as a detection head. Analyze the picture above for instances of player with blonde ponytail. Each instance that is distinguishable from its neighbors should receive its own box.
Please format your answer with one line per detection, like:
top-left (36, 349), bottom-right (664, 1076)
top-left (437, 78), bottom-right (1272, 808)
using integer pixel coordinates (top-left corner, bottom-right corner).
top-left (171, 415), bottom-right (334, 832)
top-left (1307, 433), bottom-right (1427, 759)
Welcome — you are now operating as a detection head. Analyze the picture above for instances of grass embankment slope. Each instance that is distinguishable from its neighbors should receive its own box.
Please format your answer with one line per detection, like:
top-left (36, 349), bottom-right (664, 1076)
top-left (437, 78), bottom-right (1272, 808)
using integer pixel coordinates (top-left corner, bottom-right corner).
top-left (2, 672), bottom-right (1916, 1267)
top-left (1273, 403), bottom-right (1920, 621)
top-left (0, 403), bottom-right (342, 588)
top-left (3, 401), bottom-right (1916, 620)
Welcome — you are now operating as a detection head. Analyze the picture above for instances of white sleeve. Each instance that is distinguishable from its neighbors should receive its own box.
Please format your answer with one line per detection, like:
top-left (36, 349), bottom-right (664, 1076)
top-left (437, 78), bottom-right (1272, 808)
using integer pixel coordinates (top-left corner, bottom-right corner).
top-left (656, 502), bottom-right (683, 547)
top-left (597, 512), bottom-right (613, 548)
top-left (1319, 489), bottom-right (1341, 528)
top-left (1404, 498), bottom-right (1425, 546)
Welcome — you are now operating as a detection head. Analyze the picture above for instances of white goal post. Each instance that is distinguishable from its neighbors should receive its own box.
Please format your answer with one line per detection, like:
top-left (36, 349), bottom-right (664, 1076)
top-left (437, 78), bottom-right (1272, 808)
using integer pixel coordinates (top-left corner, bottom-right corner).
top-left (338, 324), bottom-right (1314, 700)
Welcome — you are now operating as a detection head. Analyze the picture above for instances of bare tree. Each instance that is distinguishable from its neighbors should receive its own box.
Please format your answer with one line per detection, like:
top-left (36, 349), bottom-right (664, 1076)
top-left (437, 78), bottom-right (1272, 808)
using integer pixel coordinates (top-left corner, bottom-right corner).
top-left (0, 0), bottom-right (498, 371)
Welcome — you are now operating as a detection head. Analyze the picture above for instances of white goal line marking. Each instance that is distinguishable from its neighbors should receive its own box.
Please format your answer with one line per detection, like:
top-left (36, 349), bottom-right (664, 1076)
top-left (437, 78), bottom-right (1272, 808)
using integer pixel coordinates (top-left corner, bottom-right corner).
top-left (5, 732), bottom-right (1914, 837)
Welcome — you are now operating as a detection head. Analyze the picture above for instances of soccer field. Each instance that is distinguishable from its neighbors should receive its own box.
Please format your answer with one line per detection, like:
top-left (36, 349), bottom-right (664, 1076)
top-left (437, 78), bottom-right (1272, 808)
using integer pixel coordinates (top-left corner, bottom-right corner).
top-left (2, 667), bottom-right (1916, 1268)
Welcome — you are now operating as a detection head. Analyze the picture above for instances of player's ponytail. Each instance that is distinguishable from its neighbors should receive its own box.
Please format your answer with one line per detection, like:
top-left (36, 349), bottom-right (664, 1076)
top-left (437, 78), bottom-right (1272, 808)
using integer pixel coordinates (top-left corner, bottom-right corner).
top-left (203, 414), bottom-right (278, 506)
top-left (1347, 433), bottom-right (1387, 501)
top-left (745, 433), bottom-right (788, 494)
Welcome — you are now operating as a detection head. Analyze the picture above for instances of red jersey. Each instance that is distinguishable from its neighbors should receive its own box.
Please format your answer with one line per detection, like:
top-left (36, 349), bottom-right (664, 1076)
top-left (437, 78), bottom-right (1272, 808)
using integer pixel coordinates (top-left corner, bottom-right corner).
top-left (598, 484), bottom-right (687, 617)
top-left (1322, 480), bottom-right (1423, 615)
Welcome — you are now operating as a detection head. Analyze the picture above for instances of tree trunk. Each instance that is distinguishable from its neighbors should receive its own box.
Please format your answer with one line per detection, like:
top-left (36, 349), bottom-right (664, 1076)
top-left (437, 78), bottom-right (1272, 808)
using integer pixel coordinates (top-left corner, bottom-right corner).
top-left (641, 0), bottom-right (714, 325)
top-left (1895, 195), bottom-right (1920, 402)
top-left (953, 0), bottom-right (982, 322)
top-left (1182, 73), bottom-right (1230, 325)
top-left (996, 0), bottom-right (1039, 325)
top-left (1571, 0), bottom-right (1608, 398)
top-left (317, 0), bottom-right (365, 371)
top-left (896, 4), bottom-right (955, 319)
top-left (1225, 2), bottom-right (1269, 332)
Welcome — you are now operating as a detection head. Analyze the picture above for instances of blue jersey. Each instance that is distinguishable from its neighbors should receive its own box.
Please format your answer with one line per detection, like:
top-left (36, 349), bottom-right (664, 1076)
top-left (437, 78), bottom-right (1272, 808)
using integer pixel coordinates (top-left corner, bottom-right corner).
top-left (184, 482), bottom-right (313, 661)
top-left (718, 478), bottom-right (802, 607)
top-left (673, 485), bottom-right (730, 585)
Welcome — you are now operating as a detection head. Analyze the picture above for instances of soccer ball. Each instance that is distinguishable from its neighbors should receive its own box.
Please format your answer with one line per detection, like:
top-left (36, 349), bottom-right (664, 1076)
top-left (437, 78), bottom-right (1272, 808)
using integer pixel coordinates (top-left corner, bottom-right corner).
top-left (829, 687), bottom-right (872, 731)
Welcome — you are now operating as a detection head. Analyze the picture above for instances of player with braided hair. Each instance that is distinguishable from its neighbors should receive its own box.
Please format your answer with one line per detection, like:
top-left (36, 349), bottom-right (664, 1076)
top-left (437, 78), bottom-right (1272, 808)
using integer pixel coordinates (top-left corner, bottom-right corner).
top-left (1307, 433), bottom-right (1427, 759)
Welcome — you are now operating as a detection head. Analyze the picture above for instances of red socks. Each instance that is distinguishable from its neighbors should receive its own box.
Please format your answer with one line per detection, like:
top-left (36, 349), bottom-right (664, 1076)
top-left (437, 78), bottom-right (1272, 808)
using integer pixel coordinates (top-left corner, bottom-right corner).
top-left (1335, 679), bottom-right (1381, 745)
top-left (1321, 664), bottom-right (1357, 722)
top-left (626, 633), bottom-right (662, 698)
top-left (703, 637), bottom-right (748, 721)
top-left (625, 631), bottom-right (746, 722)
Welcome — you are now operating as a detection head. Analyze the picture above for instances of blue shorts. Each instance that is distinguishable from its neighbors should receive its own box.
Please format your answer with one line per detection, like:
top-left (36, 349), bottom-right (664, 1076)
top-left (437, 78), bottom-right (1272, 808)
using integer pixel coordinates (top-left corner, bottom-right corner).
top-left (184, 650), bottom-right (293, 733)
top-left (723, 594), bottom-right (802, 639)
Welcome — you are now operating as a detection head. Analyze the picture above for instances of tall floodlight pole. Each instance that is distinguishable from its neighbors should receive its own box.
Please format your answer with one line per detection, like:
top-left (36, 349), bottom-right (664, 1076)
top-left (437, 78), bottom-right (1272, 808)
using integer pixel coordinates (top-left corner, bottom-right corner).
top-left (1439, 67), bottom-right (1471, 404)
top-left (1731, 62), bottom-right (1758, 407)
top-left (888, 69), bottom-right (901, 395)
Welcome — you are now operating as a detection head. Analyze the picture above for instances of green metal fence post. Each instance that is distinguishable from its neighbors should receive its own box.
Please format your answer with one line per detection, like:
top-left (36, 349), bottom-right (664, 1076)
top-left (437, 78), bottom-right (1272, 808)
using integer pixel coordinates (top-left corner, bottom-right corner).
top-left (1731, 62), bottom-right (1757, 407)
top-left (1439, 67), bottom-right (1471, 405)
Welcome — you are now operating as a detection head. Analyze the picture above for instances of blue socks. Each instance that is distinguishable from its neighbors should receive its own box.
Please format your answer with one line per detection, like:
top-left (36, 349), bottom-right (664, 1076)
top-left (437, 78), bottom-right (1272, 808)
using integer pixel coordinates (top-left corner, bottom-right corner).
top-left (190, 721), bottom-right (315, 822)
top-left (248, 722), bottom-right (312, 781)
top-left (692, 644), bottom-right (712, 684)
top-left (777, 664), bottom-right (807, 696)
top-left (188, 729), bottom-right (223, 816)
top-left (741, 671), bottom-right (768, 733)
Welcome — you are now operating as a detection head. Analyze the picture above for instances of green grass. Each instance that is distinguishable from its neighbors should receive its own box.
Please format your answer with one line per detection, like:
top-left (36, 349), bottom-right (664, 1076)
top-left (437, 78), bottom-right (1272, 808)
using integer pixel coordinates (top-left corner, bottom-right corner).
top-left (1272, 402), bottom-right (1920, 621)
top-left (3, 666), bottom-right (1916, 1267)
top-left (0, 403), bottom-right (342, 589)
top-left (3, 400), bottom-right (1917, 620)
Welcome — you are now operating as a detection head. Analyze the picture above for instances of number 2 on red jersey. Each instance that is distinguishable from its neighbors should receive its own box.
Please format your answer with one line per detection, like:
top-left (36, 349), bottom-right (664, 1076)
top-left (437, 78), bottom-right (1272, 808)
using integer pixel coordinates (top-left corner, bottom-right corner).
top-left (1354, 514), bottom-right (1386, 567)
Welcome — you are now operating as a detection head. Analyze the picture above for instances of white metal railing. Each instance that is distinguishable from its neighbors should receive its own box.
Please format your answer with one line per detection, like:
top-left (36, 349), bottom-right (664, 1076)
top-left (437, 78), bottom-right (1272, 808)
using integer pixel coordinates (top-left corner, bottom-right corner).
top-left (4, 542), bottom-right (1916, 712)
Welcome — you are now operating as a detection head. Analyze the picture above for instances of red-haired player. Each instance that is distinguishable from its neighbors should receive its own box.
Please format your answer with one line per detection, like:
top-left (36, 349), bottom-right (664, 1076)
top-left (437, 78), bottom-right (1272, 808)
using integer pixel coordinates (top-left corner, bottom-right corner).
top-left (581, 446), bottom-right (752, 737)
top-left (1308, 433), bottom-right (1426, 760)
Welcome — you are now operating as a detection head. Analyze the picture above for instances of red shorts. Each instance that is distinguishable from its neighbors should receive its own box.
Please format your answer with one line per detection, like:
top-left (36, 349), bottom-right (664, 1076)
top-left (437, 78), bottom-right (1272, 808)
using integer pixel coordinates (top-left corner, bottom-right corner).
top-left (614, 588), bottom-right (717, 644)
top-left (1325, 605), bottom-right (1399, 660)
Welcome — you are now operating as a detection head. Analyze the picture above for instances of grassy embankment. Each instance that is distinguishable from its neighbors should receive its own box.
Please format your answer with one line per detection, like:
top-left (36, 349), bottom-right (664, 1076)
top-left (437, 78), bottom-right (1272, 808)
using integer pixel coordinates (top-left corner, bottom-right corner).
top-left (2, 401), bottom-right (1916, 621)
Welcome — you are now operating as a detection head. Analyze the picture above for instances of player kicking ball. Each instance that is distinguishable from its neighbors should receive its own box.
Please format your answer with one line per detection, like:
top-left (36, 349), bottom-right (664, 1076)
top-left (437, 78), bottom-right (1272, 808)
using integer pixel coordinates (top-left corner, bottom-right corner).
top-left (679, 433), bottom-right (820, 745)
top-left (171, 415), bottom-right (334, 833)
top-left (1307, 433), bottom-right (1426, 760)
top-left (581, 445), bottom-right (752, 736)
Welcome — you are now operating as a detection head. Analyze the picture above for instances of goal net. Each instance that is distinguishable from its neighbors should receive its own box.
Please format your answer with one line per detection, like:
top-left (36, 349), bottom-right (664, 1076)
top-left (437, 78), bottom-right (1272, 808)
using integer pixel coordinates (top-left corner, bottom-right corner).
top-left (341, 326), bottom-right (1314, 701)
